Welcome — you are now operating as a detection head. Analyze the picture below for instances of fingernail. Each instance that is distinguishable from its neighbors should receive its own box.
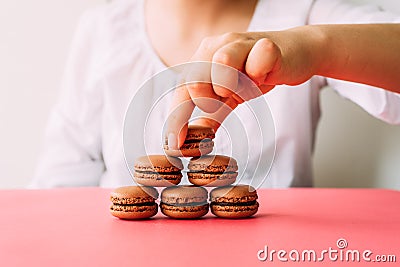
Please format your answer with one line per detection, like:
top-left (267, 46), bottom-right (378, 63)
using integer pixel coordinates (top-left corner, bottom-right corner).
top-left (168, 133), bottom-right (177, 150)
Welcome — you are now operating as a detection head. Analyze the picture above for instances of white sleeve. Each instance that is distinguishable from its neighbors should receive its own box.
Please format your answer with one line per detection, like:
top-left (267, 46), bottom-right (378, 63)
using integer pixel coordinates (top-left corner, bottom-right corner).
top-left (307, 0), bottom-right (400, 125)
top-left (29, 9), bottom-right (106, 188)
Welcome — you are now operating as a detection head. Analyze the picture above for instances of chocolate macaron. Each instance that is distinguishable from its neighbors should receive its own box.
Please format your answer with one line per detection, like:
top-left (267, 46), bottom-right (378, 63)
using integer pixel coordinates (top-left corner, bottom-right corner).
top-left (110, 186), bottom-right (159, 219)
top-left (188, 155), bottom-right (238, 187)
top-left (160, 185), bottom-right (209, 219)
top-left (134, 155), bottom-right (183, 187)
top-left (164, 125), bottom-right (215, 157)
top-left (210, 185), bottom-right (259, 218)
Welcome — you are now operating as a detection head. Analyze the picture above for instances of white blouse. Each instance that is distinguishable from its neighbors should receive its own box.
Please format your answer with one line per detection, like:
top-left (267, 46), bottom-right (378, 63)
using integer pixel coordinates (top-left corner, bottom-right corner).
top-left (30, 0), bottom-right (400, 188)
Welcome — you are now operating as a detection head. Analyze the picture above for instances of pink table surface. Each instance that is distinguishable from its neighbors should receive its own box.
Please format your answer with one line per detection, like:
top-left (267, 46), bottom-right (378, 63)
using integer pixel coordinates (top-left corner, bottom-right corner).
top-left (0, 188), bottom-right (399, 267)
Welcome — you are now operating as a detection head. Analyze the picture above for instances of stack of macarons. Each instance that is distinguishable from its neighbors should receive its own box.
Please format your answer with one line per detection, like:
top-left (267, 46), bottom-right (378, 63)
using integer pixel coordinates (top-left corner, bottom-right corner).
top-left (110, 125), bottom-right (259, 220)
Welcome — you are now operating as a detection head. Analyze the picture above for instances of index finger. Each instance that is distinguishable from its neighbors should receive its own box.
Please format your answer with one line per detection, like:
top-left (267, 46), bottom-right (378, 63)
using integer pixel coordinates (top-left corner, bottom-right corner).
top-left (165, 81), bottom-right (195, 150)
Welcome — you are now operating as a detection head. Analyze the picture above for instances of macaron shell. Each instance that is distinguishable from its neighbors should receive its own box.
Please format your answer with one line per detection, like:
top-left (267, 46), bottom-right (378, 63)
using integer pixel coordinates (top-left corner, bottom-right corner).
top-left (187, 172), bottom-right (237, 187)
top-left (160, 203), bottom-right (209, 219)
top-left (110, 203), bottom-right (158, 219)
top-left (210, 184), bottom-right (258, 203)
top-left (134, 175), bottom-right (182, 187)
top-left (133, 171), bottom-right (182, 187)
top-left (188, 155), bottom-right (238, 173)
top-left (210, 202), bottom-right (259, 219)
top-left (161, 185), bottom-right (208, 204)
top-left (163, 140), bottom-right (214, 157)
top-left (134, 155), bottom-right (183, 172)
top-left (110, 186), bottom-right (158, 203)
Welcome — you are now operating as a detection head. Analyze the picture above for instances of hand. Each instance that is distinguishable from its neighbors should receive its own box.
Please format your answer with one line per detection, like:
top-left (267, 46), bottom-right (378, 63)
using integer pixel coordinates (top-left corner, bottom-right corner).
top-left (165, 27), bottom-right (322, 149)
top-left (165, 24), bottom-right (400, 149)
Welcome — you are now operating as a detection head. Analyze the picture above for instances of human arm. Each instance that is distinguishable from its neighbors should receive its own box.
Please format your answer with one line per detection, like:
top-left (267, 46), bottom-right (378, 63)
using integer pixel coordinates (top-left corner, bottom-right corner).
top-left (309, 0), bottom-right (400, 125)
top-left (166, 23), bottom-right (400, 149)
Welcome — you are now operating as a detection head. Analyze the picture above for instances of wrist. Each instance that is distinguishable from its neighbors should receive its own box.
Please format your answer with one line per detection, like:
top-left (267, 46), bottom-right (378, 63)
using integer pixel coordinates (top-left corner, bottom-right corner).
top-left (278, 25), bottom-right (328, 81)
top-left (301, 25), bottom-right (329, 77)
top-left (309, 25), bottom-right (346, 78)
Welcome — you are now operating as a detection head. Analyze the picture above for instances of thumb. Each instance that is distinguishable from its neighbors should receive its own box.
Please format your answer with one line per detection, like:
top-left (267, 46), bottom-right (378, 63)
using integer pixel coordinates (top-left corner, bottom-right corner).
top-left (245, 38), bottom-right (281, 87)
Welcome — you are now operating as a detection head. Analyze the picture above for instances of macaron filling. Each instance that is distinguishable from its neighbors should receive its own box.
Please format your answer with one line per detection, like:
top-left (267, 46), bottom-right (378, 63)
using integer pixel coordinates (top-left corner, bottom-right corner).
top-left (188, 170), bottom-right (236, 175)
top-left (161, 201), bottom-right (208, 207)
top-left (164, 139), bottom-right (214, 150)
top-left (181, 138), bottom-right (212, 144)
top-left (134, 170), bottom-right (182, 180)
top-left (135, 170), bottom-right (182, 175)
top-left (112, 202), bottom-right (156, 207)
top-left (211, 200), bottom-right (258, 207)
top-left (111, 203), bottom-right (157, 211)
top-left (187, 171), bottom-right (238, 181)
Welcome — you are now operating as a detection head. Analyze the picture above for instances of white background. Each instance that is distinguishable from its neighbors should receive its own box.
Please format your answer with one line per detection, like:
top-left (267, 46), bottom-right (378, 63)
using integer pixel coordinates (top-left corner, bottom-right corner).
top-left (0, 0), bottom-right (399, 189)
